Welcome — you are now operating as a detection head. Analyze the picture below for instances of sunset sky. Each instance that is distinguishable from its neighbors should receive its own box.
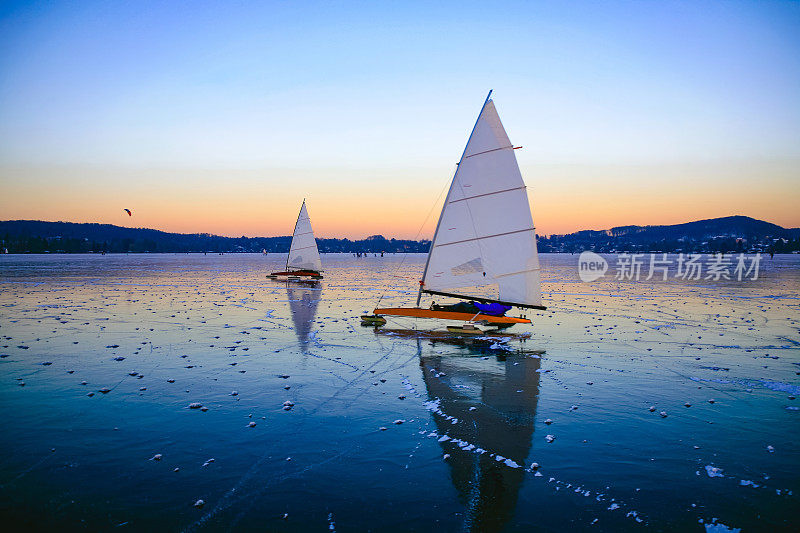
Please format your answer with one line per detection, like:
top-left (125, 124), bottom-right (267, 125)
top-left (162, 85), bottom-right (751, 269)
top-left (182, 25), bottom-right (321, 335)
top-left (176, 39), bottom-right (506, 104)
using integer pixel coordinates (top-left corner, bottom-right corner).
top-left (1, 1), bottom-right (798, 239)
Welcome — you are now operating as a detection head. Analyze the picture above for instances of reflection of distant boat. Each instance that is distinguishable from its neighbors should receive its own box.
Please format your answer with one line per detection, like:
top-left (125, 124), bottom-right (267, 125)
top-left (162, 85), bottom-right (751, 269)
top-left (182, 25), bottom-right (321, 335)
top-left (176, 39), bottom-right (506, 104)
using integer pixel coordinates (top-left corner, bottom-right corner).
top-left (286, 281), bottom-right (321, 351)
top-left (419, 346), bottom-right (541, 532)
top-left (268, 200), bottom-right (323, 281)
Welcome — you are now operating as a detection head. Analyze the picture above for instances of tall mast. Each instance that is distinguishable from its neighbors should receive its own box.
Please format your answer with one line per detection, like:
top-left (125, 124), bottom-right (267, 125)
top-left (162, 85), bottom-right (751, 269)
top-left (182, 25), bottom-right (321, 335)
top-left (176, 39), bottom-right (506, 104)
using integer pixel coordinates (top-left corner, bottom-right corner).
top-left (416, 90), bottom-right (493, 307)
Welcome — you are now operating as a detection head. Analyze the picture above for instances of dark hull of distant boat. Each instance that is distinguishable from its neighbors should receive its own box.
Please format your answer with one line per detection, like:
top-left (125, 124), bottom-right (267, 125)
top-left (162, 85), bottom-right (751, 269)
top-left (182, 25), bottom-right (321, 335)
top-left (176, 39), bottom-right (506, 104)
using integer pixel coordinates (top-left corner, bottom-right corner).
top-left (267, 269), bottom-right (323, 280)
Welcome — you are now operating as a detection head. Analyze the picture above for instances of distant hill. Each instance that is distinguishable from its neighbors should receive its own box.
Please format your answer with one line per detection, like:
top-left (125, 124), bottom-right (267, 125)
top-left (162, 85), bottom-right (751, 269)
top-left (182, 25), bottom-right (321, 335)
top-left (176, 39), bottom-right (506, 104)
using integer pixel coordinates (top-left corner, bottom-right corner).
top-left (538, 215), bottom-right (800, 253)
top-left (0, 220), bottom-right (428, 254)
top-left (606, 215), bottom-right (795, 240)
top-left (0, 215), bottom-right (797, 254)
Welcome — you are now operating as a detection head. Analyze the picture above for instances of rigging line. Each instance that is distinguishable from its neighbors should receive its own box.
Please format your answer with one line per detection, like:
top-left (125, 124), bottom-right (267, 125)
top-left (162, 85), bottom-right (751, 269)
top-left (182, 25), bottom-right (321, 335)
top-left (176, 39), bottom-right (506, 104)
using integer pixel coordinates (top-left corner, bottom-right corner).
top-left (373, 166), bottom-right (452, 310)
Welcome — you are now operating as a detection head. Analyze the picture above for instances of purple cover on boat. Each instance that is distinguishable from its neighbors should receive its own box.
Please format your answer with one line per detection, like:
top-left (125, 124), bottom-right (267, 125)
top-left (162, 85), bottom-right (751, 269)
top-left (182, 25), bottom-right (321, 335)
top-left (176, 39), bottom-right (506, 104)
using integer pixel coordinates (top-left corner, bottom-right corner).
top-left (473, 302), bottom-right (512, 316)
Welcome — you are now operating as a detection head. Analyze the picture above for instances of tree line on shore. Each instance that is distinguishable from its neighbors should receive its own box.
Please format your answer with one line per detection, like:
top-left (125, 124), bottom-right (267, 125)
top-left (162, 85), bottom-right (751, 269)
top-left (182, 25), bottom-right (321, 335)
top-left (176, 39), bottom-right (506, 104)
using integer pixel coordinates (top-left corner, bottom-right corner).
top-left (0, 221), bottom-right (429, 254)
top-left (1, 216), bottom-right (798, 254)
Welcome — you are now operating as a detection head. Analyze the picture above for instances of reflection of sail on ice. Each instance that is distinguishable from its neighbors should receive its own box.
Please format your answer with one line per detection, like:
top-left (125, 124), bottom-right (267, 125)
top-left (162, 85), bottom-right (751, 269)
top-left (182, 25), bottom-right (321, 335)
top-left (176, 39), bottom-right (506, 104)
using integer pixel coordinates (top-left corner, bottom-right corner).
top-left (420, 353), bottom-right (540, 532)
top-left (286, 283), bottom-right (321, 351)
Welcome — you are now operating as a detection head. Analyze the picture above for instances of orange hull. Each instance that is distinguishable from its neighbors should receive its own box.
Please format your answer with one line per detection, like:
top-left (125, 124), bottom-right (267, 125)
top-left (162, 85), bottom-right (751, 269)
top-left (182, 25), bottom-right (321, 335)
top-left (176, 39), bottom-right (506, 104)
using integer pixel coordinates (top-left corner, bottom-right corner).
top-left (373, 307), bottom-right (530, 325)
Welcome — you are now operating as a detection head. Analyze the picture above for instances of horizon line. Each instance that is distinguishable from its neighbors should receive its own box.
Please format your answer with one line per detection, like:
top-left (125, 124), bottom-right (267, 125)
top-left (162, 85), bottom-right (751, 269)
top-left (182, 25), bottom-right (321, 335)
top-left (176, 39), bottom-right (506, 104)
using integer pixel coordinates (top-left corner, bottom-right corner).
top-left (1, 213), bottom-right (797, 241)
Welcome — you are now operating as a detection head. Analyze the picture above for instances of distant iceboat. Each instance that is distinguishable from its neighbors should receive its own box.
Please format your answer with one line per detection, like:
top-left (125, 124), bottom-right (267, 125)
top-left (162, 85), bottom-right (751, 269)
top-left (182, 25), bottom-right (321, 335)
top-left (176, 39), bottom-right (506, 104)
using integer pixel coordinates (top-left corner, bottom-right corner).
top-left (267, 200), bottom-right (323, 281)
top-left (365, 91), bottom-right (546, 331)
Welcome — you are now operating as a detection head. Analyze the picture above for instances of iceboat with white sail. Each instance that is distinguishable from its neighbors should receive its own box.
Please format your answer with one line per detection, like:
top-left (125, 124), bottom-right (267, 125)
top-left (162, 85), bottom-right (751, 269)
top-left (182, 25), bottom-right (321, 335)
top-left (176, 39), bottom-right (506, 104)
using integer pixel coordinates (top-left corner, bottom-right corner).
top-left (268, 200), bottom-right (323, 281)
top-left (365, 91), bottom-right (545, 331)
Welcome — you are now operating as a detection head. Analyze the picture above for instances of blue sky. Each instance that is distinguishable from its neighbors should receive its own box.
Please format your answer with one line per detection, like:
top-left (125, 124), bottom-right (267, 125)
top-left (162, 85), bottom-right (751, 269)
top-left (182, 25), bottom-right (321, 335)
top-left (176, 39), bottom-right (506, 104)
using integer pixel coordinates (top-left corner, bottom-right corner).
top-left (1, 0), bottom-right (798, 236)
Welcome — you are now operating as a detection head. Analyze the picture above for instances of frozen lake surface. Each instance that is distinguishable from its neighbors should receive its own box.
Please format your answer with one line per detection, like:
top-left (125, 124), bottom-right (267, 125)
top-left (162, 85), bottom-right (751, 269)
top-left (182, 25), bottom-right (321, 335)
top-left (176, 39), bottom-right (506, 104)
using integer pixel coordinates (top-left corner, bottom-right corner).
top-left (1, 253), bottom-right (798, 531)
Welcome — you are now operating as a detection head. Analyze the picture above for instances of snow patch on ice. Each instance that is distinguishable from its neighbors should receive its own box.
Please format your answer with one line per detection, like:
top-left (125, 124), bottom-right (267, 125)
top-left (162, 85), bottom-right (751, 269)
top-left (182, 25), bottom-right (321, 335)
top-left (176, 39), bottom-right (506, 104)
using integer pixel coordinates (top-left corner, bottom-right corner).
top-left (760, 381), bottom-right (800, 395)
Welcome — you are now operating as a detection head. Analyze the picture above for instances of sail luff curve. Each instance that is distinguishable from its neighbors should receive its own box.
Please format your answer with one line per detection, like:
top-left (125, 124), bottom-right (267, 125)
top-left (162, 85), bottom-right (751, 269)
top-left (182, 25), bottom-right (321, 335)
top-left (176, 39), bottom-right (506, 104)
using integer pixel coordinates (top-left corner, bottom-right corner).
top-left (421, 99), bottom-right (543, 309)
top-left (417, 91), bottom-right (493, 306)
top-left (286, 200), bottom-right (322, 272)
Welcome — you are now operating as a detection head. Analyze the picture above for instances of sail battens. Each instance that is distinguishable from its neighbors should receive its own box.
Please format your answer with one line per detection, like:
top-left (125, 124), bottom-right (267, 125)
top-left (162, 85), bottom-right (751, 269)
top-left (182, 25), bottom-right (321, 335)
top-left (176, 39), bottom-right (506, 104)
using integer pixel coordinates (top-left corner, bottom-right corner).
top-left (448, 185), bottom-right (526, 205)
top-left (494, 267), bottom-right (541, 279)
top-left (463, 144), bottom-right (514, 160)
top-left (433, 227), bottom-right (535, 249)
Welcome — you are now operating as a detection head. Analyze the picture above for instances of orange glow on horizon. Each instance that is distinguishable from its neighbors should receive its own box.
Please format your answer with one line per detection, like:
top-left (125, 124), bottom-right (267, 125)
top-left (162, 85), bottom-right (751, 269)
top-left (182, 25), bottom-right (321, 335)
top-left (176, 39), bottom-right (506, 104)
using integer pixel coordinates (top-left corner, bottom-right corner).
top-left (1, 160), bottom-right (798, 240)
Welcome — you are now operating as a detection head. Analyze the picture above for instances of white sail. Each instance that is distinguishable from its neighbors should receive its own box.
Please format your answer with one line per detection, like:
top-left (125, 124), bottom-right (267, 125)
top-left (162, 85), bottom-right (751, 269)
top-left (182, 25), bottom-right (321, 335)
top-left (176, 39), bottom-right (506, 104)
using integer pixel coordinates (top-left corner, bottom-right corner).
top-left (286, 200), bottom-right (322, 272)
top-left (422, 97), bottom-right (543, 308)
